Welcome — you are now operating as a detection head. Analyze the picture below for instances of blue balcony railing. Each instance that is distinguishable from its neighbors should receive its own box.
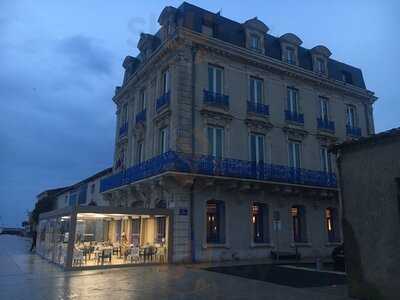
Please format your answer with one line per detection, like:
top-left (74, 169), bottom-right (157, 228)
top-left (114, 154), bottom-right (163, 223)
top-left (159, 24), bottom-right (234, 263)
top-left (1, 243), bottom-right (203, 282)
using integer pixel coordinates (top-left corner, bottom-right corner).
top-left (119, 122), bottom-right (128, 137)
top-left (317, 118), bottom-right (335, 132)
top-left (247, 101), bottom-right (269, 116)
top-left (346, 125), bottom-right (361, 137)
top-left (100, 151), bottom-right (337, 193)
top-left (285, 110), bottom-right (304, 124)
top-left (156, 92), bottom-right (170, 112)
top-left (203, 90), bottom-right (229, 108)
top-left (135, 109), bottom-right (146, 125)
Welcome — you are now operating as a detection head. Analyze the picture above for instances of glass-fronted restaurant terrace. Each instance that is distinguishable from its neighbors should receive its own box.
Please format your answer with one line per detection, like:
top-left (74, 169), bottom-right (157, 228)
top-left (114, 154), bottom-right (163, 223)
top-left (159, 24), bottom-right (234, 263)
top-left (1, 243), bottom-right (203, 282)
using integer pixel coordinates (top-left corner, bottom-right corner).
top-left (37, 206), bottom-right (172, 269)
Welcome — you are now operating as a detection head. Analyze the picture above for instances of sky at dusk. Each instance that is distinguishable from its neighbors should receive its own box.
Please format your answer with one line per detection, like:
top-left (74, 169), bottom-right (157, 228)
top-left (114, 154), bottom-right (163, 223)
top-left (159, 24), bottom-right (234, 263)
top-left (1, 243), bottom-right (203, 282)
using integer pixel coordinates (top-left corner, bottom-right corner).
top-left (0, 0), bottom-right (399, 227)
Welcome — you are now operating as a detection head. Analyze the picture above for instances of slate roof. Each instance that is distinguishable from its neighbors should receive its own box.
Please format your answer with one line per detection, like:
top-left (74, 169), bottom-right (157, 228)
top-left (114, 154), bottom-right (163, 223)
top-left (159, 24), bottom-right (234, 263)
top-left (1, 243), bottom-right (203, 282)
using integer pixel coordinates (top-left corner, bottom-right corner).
top-left (331, 127), bottom-right (400, 152)
top-left (176, 2), bottom-right (366, 89)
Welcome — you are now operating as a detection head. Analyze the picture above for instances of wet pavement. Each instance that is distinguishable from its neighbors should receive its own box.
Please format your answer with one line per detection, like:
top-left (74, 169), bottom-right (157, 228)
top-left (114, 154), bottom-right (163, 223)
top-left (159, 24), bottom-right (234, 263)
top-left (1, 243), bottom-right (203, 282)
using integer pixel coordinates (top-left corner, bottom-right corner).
top-left (0, 235), bottom-right (353, 299)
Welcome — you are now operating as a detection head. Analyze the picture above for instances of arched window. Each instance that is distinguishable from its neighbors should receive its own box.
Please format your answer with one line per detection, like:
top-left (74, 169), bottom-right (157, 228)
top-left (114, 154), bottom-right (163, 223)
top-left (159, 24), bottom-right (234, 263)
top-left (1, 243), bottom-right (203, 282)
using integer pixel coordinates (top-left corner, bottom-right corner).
top-left (291, 205), bottom-right (307, 243)
top-left (326, 207), bottom-right (340, 242)
top-left (252, 202), bottom-right (270, 243)
top-left (206, 200), bottom-right (226, 244)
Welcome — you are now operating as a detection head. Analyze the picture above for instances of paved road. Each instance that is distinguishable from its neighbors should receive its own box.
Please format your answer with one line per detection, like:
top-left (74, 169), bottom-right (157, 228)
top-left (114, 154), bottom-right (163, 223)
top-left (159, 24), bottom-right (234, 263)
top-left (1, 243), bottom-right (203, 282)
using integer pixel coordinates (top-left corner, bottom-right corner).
top-left (0, 235), bottom-right (353, 299)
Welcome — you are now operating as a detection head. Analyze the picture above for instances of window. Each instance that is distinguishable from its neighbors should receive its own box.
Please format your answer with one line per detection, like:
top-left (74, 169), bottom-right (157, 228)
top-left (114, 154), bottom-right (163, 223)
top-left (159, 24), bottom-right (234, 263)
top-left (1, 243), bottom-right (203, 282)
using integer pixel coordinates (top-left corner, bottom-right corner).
top-left (207, 126), bottom-right (224, 158)
top-left (202, 25), bottom-right (214, 37)
top-left (250, 133), bottom-right (265, 163)
top-left (139, 89), bottom-right (146, 111)
top-left (319, 97), bottom-right (329, 121)
top-left (162, 69), bottom-right (170, 94)
top-left (287, 88), bottom-right (299, 114)
top-left (288, 140), bottom-right (301, 168)
top-left (320, 146), bottom-right (332, 173)
top-left (90, 184), bottom-right (95, 194)
top-left (136, 141), bottom-right (144, 163)
top-left (346, 105), bottom-right (357, 127)
top-left (249, 77), bottom-right (263, 103)
top-left (250, 34), bottom-right (261, 50)
top-left (156, 217), bottom-right (167, 244)
top-left (326, 208), bottom-right (340, 243)
top-left (286, 46), bottom-right (296, 64)
top-left (206, 200), bottom-right (225, 244)
top-left (159, 127), bottom-right (169, 154)
top-left (316, 57), bottom-right (326, 74)
top-left (208, 65), bottom-right (223, 94)
top-left (131, 218), bottom-right (141, 246)
top-left (292, 205), bottom-right (307, 243)
top-left (341, 71), bottom-right (353, 84)
top-left (252, 202), bottom-right (270, 243)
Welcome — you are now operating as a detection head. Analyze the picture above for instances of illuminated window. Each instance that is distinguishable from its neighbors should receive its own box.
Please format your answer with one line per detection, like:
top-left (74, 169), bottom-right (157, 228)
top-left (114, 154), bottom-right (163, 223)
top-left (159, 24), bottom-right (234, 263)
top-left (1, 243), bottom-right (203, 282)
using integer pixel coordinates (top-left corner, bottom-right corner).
top-left (326, 208), bottom-right (340, 243)
top-left (252, 202), bottom-right (269, 243)
top-left (206, 200), bottom-right (225, 244)
top-left (156, 217), bottom-right (166, 244)
top-left (292, 205), bottom-right (307, 243)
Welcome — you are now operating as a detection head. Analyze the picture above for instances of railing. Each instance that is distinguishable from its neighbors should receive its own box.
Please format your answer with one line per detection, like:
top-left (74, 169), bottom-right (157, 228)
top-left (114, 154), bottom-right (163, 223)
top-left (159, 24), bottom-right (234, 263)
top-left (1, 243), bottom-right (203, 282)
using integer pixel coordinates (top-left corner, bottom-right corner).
top-left (203, 90), bottom-right (229, 108)
top-left (156, 92), bottom-right (170, 112)
top-left (119, 122), bottom-right (128, 137)
top-left (346, 125), bottom-right (361, 137)
top-left (100, 151), bottom-right (337, 192)
top-left (247, 101), bottom-right (269, 116)
top-left (285, 110), bottom-right (304, 124)
top-left (135, 109), bottom-right (146, 125)
top-left (317, 118), bottom-right (335, 132)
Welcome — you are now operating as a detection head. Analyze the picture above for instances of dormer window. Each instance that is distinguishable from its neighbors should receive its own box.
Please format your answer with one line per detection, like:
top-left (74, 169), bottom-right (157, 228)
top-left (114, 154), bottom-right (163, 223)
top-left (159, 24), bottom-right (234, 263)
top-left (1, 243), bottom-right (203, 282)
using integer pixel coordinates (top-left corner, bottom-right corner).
top-left (285, 46), bottom-right (296, 65)
top-left (341, 71), bottom-right (353, 84)
top-left (316, 57), bottom-right (326, 74)
top-left (202, 25), bottom-right (214, 37)
top-left (250, 34), bottom-right (261, 51)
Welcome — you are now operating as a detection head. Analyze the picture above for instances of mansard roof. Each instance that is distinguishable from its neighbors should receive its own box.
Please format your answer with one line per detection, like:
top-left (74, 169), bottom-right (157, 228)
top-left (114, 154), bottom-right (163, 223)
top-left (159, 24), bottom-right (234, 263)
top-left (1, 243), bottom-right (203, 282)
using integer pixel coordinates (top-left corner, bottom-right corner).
top-left (177, 2), bottom-right (366, 89)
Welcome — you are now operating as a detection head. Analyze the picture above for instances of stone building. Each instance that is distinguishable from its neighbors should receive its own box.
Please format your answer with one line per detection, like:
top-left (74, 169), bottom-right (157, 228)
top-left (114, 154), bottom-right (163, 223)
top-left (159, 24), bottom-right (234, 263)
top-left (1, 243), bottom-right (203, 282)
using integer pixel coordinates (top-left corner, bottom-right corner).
top-left (332, 128), bottom-right (400, 300)
top-left (100, 2), bottom-right (377, 263)
top-left (54, 168), bottom-right (112, 210)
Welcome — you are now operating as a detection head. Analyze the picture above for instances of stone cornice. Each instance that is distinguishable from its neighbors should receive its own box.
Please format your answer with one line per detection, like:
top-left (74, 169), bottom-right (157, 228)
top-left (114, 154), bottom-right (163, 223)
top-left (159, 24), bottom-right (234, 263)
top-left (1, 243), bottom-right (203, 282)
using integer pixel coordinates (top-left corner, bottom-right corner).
top-left (178, 28), bottom-right (376, 103)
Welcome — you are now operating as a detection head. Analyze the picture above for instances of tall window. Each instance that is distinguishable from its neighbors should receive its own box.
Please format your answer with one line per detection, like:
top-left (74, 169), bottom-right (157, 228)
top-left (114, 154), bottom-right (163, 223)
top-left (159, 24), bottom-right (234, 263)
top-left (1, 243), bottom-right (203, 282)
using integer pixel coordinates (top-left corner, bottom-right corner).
top-left (159, 127), bottom-right (169, 154)
top-left (162, 69), bottom-right (170, 94)
top-left (252, 202), bottom-right (270, 243)
top-left (319, 97), bottom-right (329, 121)
top-left (206, 200), bottom-right (225, 244)
top-left (286, 46), bottom-right (295, 64)
top-left (207, 126), bottom-right (224, 158)
top-left (287, 88), bottom-right (299, 114)
top-left (326, 208), bottom-right (340, 243)
top-left (250, 34), bottom-right (261, 50)
top-left (346, 105), bottom-right (357, 127)
top-left (249, 77), bottom-right (263, 103)
top-left (139, 89), bottom-right (146, 111)
top-left (292, 205), bottom-right (307, 243)
top-left (288, 140), bottom-right (301, 168)
top-left (320, 146), bottom-right (332, 173)
top-left (250, 133), bottom-right (265, 163)
top-left (156, 217), bottom-right (167, 244)
top-left (316, 57), bottom-right (326, 74)
top-left (136, 141), bottom-right (144, 163)
top-left (208, 65), bottom-right (223, 94)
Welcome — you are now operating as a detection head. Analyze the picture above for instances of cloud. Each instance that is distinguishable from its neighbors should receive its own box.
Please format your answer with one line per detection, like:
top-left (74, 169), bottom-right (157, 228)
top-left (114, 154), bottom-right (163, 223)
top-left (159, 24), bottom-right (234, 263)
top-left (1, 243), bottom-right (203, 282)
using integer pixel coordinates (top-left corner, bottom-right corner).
top-left (56, 35), bottom-right (114, 76)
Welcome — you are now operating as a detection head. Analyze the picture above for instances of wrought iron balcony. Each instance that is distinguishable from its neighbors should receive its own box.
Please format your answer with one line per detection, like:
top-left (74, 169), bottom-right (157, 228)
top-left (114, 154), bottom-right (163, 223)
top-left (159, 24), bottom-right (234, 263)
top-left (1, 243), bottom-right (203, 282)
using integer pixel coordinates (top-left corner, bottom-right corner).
top-left (203, 90), bottom-right (229, 109)
top-left (119, 122), bottom-right (128, 137)
top-left (156, 92), bottom-right (170, 112)
top-left (317, 118), bottom-right (335, 132)
top-left (100, 151), bottom-right (337, 193)
top-left (285, 110), bottom-right (304, 124)
top-left (135, 109), bottom-right (146, 125)
top-left (346, 125), bottom-right (361, 137)
top-left (247, 101), bottom-right (269, 116)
